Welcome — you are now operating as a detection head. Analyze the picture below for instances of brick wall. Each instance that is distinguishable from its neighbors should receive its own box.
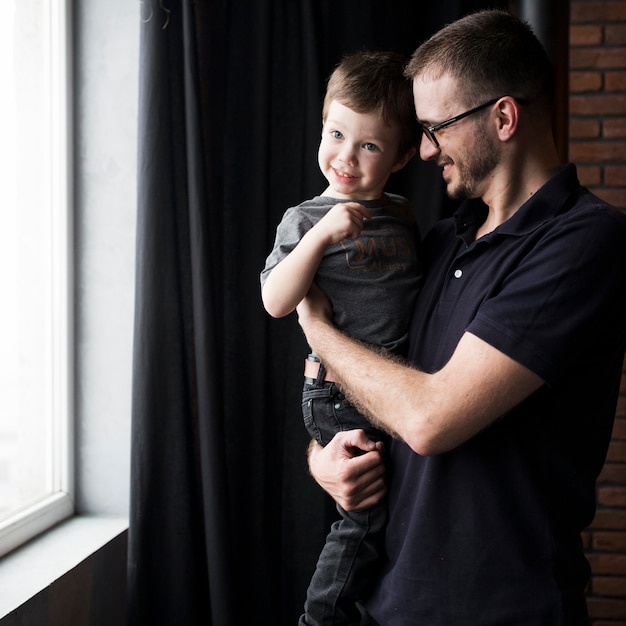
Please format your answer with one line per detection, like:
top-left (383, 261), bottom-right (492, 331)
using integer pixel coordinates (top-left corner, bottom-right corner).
top-left (569, 0), bottom-right (626, 210)
top-left (570, 1), bottom-right (626, 623)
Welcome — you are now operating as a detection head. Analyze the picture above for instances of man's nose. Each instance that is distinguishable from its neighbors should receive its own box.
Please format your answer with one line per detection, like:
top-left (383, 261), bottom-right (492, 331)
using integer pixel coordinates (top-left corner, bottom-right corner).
top-left (419, 133), bottom-right (440, 161)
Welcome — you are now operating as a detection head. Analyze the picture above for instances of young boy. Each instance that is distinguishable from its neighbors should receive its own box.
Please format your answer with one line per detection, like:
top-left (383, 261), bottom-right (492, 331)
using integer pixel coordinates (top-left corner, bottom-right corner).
top-left (260, 50), bottom-right (422, 625)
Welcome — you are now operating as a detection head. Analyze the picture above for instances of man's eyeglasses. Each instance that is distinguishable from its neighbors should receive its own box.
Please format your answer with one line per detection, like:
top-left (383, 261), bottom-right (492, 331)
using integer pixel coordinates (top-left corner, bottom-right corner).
top-left (420, 96), bottom-right (530, 148)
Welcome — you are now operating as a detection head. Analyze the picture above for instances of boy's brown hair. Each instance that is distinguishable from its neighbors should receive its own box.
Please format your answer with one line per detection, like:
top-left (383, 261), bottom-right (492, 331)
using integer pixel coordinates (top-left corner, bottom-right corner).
top-left (322, 50), bottom-right (420, 156)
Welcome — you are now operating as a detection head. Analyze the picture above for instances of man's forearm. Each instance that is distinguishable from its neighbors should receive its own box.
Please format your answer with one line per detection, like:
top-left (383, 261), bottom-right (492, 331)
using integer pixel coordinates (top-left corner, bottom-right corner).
top-left (301, 310), bottom-right (544, 456)
top-left (301, 315), bottom-right (415, 440)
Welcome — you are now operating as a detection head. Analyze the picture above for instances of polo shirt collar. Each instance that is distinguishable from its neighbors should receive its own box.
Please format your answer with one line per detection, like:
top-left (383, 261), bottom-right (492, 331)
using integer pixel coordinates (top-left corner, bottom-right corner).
top-left (454, 164), bottom-right (579, 244)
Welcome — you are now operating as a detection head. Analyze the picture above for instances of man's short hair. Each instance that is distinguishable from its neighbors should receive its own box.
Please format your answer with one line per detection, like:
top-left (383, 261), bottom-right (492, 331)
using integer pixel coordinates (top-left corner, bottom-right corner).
top-left (405, 9), bottom-right (555, 114)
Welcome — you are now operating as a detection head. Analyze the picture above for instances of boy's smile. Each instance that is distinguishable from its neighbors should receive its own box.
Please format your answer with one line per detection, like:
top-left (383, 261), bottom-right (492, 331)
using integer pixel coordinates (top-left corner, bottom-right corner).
top-left (318, 100), bottom-right (410, 201)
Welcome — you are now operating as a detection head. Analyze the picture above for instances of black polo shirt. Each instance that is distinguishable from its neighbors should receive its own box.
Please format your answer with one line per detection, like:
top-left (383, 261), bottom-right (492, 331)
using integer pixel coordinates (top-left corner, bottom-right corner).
top-left (366, 165), bottom-right (626, 624)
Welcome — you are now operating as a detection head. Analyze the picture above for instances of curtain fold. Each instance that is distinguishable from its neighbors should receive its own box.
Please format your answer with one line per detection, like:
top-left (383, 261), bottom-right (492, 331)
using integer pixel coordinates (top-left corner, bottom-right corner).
top-left (129, 2), bottom-right (216, 624)
top-left (128, 1), bottom-right (508, 623)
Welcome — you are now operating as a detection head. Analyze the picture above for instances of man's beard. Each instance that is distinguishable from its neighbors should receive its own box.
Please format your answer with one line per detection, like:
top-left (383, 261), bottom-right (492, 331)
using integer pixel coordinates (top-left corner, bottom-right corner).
top-left (446, 131), bottom-right (500, 201)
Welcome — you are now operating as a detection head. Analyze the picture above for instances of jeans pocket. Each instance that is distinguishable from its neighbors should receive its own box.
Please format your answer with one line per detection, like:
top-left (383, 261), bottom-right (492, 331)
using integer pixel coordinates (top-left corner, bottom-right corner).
top-left (302, 396), bottom-right (323, 445)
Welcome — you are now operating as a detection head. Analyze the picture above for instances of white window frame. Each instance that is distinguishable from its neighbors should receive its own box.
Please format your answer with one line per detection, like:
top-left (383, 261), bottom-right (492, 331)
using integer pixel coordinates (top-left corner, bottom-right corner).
top-left (0, 0), bottom-right (74, 559)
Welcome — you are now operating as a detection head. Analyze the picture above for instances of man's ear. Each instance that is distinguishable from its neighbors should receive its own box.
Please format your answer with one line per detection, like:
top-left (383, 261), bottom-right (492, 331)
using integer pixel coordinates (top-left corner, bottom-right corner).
top-left (495, 97), bottom-right (521, 141)
top-left (392, 146), bottom-right (417, 173)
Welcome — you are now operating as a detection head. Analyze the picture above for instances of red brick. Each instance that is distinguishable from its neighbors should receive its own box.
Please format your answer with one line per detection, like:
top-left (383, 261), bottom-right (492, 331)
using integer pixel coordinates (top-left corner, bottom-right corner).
top-left (591, 509), bottom-right (626, 530)
top-left (587, 553), bottom-right (626, 575)
top-left (606, 24), bottom-right (626, 45)
top-left (570, 47), bottom-right (626, 70)
top-left (587, 595), bottom-right (626, 620)
top-left (617, 396), bottom-right (626, 419)
top-left (570, 93), bottom-right (626, 115)
top-left (598, 486), bottom-right (626, 506)
top-left (569, 3), bottom-right (597, 23)
top-left (577, 164), bottom-right (603, 185)
top-left (597, 463), bottom-right (626, 484)
top-left (607, 0), bottom-right (626, 20)
top-left (591, 575), bottom-right (626, 597)
top-left (604, 118), bottom-right (626, 138)
top-left (605, 441), bottom-right (626, 463)
top-left (613, 416), bottom-right (626, 440)
top-left (606, 167), bottom-right (626, 186)
top-left (570, 70), bottom-right (604, 92)
top-left (571, 2), bottom-right (626, 23)
top-left (605, 71), bottom-right (626, 90)
top-left (570, 117), bottom-right (602, 138)
top-left (593, 531), bottom-right (626, 551)
top-left (571, 24), bottom-right (604, 46)
top-left (569, 141), bottom-right (626, 162)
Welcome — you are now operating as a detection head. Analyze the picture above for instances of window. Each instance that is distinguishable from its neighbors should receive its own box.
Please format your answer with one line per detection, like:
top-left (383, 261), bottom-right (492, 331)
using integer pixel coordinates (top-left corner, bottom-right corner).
top-left (0, 0), bottom-right (73, 557)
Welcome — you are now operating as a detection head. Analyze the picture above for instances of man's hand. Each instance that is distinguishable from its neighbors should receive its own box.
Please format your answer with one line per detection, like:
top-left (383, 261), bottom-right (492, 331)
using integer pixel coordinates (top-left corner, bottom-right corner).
top-left (308, 430), bottom-right (387, 511)
top-left (296, 281), bottom-right (333, 333)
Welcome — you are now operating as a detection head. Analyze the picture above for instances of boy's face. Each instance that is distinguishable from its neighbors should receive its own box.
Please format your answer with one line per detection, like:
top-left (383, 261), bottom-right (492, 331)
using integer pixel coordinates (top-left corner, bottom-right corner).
top-left (318, 100), bottom-right (412, 200)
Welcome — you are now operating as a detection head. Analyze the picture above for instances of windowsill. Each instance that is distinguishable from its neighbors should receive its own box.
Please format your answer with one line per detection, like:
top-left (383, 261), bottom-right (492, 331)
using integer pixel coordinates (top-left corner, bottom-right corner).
top-left (0, 515), bottom-right (128, 620)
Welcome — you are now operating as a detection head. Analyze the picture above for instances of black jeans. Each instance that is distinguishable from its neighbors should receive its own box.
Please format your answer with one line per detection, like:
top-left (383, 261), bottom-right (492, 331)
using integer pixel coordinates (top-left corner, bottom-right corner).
top-left (301, 380), bottom-right (384, 447)
top-left (299, 380), bottom-right (386, 626)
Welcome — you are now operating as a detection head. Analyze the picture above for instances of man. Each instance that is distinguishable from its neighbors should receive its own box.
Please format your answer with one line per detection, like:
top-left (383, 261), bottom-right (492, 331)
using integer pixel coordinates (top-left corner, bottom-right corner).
top-left (297, 9), bottom-right (626, 624)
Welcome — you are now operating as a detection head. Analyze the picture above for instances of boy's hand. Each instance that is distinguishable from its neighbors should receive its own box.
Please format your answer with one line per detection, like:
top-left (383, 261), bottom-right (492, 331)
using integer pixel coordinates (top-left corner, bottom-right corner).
top-left (315, 202), bottom-right (372, 245)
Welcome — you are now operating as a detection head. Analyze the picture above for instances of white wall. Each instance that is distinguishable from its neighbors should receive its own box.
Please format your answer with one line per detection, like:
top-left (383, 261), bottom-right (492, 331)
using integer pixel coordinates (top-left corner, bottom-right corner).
top-left (74, 0), bottom-right (138, 515)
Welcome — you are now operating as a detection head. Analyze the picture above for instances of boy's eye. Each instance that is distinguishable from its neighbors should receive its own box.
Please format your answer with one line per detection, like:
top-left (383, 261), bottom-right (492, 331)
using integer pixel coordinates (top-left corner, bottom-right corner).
top-left (330, 130), bottom-right (343, 139)
top-left (364, 142), bottom-right (379, 152)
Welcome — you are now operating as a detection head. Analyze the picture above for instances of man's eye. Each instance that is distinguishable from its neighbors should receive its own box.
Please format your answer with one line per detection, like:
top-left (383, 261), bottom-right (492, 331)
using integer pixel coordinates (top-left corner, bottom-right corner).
top-left (364, 143), bottom-right (378, 151)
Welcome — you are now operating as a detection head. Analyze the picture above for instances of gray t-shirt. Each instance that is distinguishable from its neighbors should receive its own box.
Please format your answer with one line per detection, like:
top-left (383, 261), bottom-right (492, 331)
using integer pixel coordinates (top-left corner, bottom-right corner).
top-left (261, 192), bottom-right (422, 355)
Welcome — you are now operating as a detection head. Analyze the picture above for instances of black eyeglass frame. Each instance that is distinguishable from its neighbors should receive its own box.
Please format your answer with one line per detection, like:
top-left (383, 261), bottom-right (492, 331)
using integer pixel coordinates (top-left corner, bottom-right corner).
top-left (420, 96), bottom-right (530, 148)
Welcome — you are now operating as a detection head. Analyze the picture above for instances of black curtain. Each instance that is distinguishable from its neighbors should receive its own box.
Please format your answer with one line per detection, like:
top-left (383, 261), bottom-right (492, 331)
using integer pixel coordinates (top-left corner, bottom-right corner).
top-left (128, 1), bottom-right (508, 624)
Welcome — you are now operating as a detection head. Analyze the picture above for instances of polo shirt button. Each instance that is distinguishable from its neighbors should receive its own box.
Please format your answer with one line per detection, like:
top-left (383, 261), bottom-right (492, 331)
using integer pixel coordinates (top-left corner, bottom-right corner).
top-left (454, 269), bottom-right (463, 278)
